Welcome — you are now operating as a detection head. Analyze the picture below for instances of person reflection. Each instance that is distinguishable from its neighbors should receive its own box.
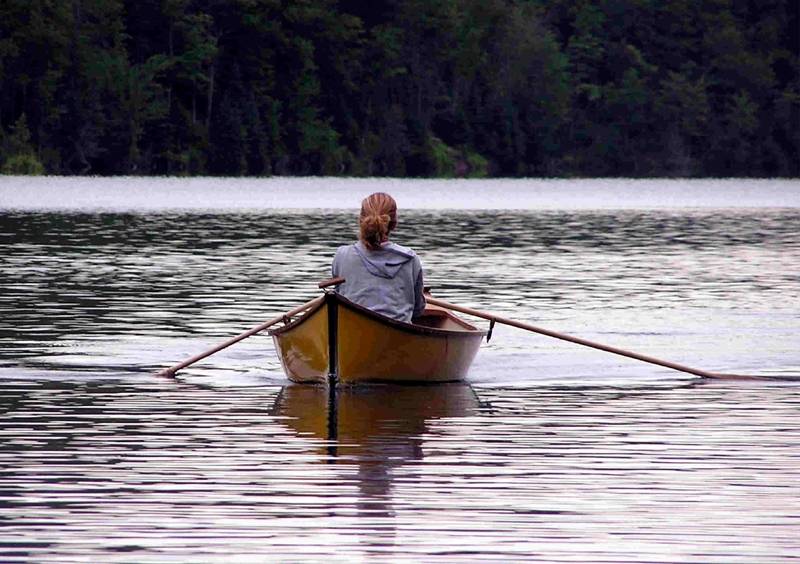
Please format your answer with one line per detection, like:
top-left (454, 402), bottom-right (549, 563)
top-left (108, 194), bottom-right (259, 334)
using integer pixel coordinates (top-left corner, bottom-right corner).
top-left (272, 383), bottom-right (480, 550)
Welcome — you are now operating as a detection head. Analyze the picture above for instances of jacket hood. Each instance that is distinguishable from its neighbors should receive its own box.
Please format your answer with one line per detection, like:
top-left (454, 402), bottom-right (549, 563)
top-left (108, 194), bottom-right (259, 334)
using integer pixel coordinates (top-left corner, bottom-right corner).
top-left (353, 241), bottom-right (415, 279)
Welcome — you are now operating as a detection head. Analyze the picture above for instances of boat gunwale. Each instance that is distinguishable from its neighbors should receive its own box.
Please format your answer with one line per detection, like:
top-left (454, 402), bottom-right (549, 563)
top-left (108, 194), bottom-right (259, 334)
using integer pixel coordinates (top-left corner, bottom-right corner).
top-left (268, 298), bottom-right (327, 336)
top-left (269, 292), bottom-right (487, 339)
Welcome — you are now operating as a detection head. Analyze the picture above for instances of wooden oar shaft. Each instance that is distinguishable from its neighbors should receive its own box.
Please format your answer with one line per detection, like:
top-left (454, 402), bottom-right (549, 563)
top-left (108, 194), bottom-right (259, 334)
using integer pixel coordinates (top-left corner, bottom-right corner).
top-left (156, 296), bottom-right (323, 378)
top-left (426, 297), bottom-right (755, 380)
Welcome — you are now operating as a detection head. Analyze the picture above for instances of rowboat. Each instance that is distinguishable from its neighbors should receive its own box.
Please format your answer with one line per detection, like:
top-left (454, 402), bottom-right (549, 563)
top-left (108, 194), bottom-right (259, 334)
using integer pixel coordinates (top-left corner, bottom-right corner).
top-left (269, 291), bottom-right (486, 384)
top-left (159, 282), bottom-right (775, 383)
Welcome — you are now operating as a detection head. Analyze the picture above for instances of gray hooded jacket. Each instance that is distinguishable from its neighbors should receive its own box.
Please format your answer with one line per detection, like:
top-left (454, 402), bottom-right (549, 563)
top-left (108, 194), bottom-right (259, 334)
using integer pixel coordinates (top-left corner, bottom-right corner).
top-left (331, 241), bottom-right (425, 323)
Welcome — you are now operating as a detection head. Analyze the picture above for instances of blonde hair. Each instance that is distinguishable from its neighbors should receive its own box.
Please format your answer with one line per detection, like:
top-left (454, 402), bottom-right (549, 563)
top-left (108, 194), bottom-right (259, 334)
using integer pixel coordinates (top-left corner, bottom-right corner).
top-left (359, 192), bottom-right (398, 251)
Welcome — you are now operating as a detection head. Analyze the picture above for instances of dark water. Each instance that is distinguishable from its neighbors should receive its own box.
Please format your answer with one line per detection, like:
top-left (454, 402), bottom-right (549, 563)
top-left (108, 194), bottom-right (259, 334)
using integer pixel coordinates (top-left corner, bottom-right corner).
top-left (1, 181), bottom-right (799, 561)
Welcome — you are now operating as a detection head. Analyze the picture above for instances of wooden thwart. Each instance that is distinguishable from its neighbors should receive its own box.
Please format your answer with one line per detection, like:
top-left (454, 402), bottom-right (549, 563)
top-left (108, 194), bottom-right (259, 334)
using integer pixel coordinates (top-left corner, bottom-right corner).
top-left (425, 296), bottom-right (770, 381)
top-left (155, 296), bottom-right (323, 378)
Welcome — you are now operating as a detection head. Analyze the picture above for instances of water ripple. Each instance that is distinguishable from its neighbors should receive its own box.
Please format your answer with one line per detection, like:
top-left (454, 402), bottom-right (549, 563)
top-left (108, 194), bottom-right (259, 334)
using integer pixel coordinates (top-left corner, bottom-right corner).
top-left (1, 180), bottom-right (799, 561)
top-left (1, 382), bottom-right (799, 561)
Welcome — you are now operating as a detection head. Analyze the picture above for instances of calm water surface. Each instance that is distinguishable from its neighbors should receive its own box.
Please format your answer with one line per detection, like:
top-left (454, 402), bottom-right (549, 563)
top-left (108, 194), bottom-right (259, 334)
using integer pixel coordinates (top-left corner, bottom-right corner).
top-left (1, 177), bottom-right (799, 562)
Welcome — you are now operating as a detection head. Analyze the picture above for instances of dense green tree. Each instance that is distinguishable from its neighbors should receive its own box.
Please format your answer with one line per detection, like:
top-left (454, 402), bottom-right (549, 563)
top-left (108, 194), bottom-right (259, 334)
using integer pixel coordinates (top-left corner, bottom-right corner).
top-left (1, 113), bottom-right (45, 174)
top-left (0, 0), bottom-right (796, 177)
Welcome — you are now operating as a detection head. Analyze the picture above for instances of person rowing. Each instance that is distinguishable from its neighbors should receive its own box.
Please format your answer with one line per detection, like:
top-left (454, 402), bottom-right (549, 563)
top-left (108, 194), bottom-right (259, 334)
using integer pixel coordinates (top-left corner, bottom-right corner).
top-left (331, 192), bottom-right (426, 323)
top-left (159, 192), bottom-right (782, 382)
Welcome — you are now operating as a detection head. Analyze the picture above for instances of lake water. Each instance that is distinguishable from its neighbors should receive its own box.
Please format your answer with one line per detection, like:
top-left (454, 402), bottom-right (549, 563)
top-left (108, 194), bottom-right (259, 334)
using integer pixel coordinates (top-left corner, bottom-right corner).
top-left (1, 177), bottom-right (799, 562)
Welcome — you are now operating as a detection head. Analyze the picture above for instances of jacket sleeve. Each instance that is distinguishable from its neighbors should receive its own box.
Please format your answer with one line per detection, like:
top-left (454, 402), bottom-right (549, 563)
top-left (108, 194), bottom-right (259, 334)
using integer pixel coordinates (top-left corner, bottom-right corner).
top-left (331, 247), bottom-right (341, 278)
top-left (412, 258), bottom-right (426, 318)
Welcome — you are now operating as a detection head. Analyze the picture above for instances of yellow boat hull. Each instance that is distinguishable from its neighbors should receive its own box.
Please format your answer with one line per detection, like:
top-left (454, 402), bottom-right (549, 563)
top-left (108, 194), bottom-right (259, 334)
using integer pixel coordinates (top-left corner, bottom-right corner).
top-left (270, 293), bottom-right (485, 384)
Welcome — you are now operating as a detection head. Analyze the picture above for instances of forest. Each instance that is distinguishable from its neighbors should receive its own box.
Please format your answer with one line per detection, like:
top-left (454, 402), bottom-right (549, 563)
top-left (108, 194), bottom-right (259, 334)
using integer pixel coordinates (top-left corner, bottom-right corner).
top-left (0, 0), bottom-right (798, 178)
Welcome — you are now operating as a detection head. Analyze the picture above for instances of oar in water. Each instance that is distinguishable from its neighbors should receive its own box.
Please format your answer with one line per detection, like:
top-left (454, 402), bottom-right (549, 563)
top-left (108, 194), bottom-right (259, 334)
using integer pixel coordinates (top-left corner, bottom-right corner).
top-left (155, 296), bottom-right (323, 378)
top-left (425, 296), bottom-right (774, 381)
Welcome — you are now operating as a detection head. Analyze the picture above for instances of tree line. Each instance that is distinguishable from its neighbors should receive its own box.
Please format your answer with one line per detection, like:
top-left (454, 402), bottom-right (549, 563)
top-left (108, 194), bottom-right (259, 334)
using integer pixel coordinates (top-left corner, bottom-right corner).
top-left (1, 0), bottom-right (797, 178)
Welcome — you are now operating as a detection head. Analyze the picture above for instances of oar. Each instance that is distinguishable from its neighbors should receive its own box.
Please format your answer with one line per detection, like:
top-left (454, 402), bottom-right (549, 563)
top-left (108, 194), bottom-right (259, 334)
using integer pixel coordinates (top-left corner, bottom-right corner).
top-left (425, 296), bottom-right (773, 381)
top-left (155, 296), bottom-right (323, 378)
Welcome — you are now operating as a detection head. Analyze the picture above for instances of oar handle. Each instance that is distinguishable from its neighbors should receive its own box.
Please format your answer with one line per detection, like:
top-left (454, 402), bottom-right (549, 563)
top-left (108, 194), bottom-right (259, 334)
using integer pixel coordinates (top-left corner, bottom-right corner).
top-left (425, 297), bottom-right (770, 381)
top-left (318, 276), bottom-right (345, 289)
top-left (156, 296), bottom-right (323, 378)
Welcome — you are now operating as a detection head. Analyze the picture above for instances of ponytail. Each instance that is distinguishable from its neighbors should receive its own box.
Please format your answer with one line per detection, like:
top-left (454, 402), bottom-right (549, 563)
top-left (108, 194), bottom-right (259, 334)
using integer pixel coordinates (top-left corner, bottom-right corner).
top-left (359, 192), bottom-right (397, 251)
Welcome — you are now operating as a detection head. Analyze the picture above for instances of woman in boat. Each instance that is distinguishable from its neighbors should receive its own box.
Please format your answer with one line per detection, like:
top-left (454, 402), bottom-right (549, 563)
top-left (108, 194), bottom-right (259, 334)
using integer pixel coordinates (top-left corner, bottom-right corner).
top-left (332, 192), bottom-right (425, 323)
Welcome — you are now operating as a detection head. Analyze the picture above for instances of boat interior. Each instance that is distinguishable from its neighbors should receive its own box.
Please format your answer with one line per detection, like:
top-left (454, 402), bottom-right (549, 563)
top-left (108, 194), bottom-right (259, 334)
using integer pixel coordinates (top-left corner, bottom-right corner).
top-left (275, 295), bottom-right (483, 334)
top-left (413, 305), bottom-right (481, 332)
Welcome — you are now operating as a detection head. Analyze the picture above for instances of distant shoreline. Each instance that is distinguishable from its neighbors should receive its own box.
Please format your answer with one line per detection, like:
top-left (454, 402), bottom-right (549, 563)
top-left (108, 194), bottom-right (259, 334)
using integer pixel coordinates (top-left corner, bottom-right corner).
top-left (2, 177), bottom-right (798, 213)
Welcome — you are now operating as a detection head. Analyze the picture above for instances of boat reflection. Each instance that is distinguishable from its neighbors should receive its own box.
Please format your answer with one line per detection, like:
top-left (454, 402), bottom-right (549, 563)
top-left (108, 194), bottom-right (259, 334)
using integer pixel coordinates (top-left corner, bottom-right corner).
top-left (273, 382), bottom-right (481, 455)
top-left (272, 383), bottom-right (482, 548)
